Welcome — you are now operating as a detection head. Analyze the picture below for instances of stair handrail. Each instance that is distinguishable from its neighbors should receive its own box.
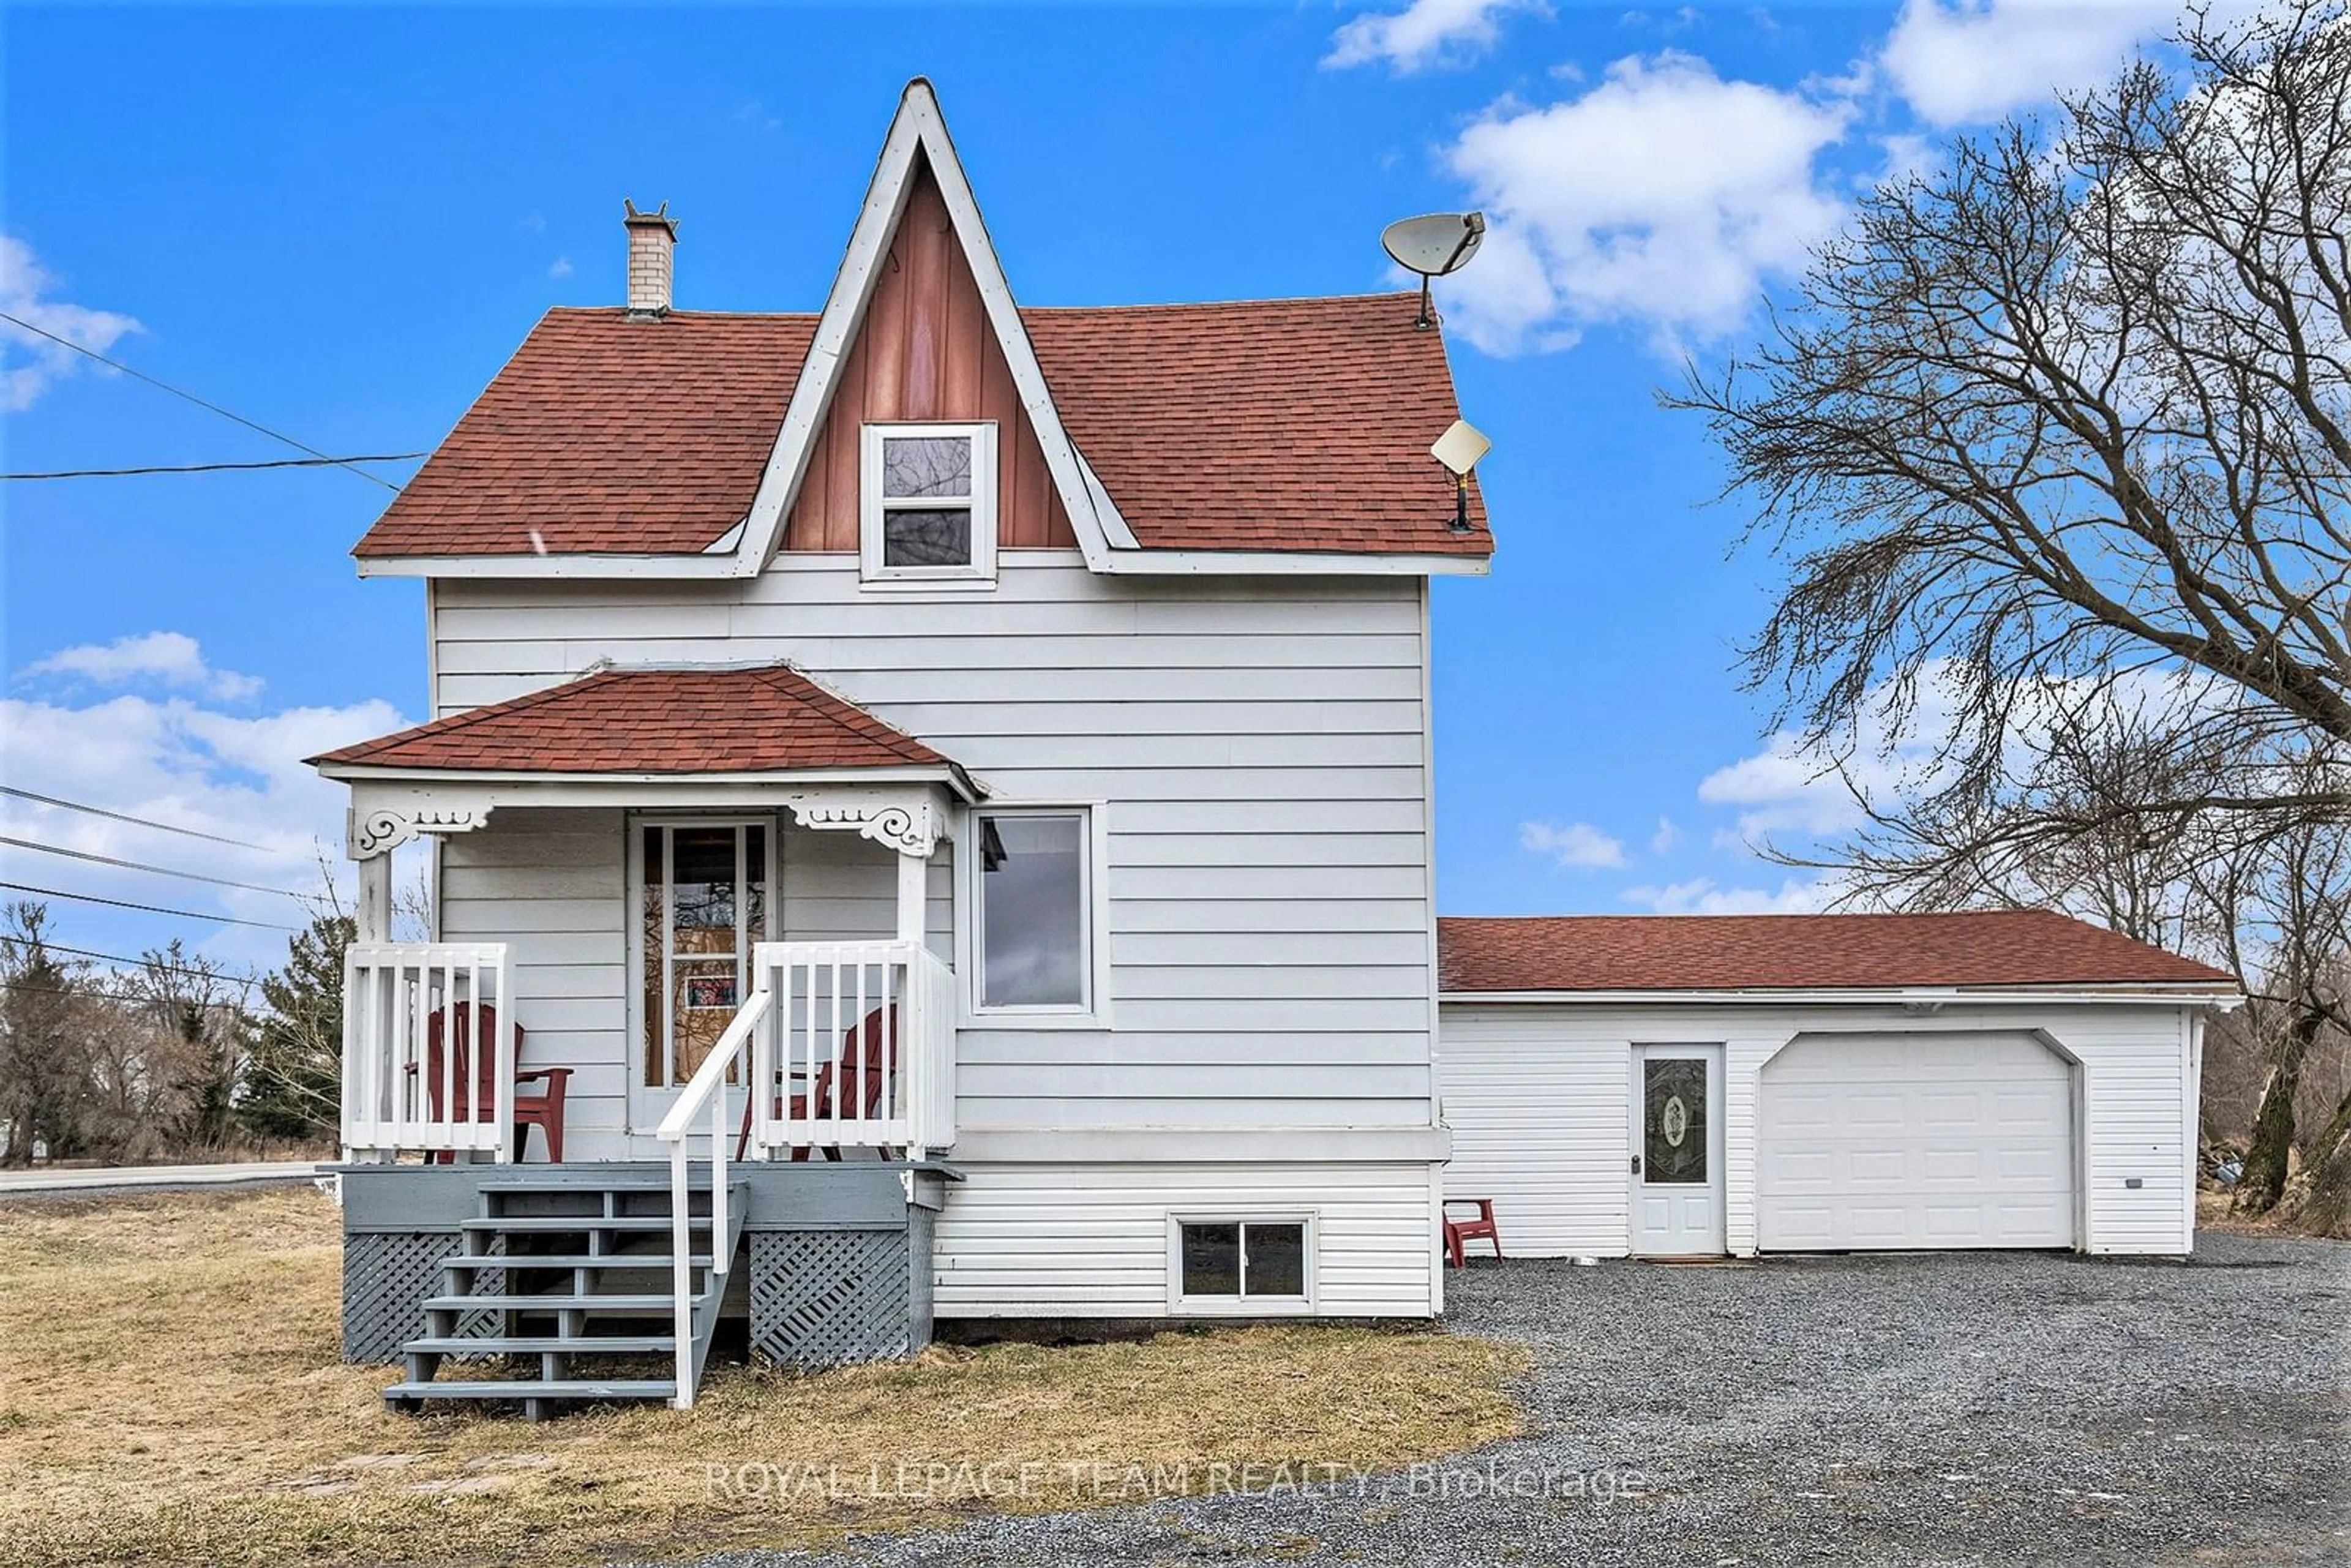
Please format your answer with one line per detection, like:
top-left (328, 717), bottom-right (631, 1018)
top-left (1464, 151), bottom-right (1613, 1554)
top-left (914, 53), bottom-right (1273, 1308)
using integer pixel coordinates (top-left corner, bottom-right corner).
top-left (653, 982), bottom-right (773, 1408)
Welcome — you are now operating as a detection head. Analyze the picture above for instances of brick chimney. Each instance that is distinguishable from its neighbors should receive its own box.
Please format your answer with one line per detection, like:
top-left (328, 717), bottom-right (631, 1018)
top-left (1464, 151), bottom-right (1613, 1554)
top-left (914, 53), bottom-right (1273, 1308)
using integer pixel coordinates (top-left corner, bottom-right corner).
top-left (623, 200), bottom-right (677, 318)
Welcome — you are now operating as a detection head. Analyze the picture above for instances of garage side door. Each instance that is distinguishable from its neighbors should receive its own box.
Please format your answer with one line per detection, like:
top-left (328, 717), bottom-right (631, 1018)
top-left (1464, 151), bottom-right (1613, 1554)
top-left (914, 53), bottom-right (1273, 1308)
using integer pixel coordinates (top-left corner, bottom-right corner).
top-left (1757, 1033), bottom-right (2075, 1251)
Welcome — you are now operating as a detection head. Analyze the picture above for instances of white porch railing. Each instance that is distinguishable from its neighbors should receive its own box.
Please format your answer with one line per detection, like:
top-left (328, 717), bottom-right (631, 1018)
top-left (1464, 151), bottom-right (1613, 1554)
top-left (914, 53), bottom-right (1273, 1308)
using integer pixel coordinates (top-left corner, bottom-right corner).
top-left (653, 988), bottom-right (768, 1406)
top-left (748, 939), bottom-right (958, 1160)
top-left (651, 937), bottom-right (954, 1408)
top-left (341, 942), bottom-right (516, 1162)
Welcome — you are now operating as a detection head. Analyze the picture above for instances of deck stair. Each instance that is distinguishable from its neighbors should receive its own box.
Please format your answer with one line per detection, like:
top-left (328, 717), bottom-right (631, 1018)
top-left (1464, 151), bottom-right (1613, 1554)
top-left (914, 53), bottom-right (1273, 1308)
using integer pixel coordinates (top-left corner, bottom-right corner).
top-left (383, 1168), bottom-right (746, 1418)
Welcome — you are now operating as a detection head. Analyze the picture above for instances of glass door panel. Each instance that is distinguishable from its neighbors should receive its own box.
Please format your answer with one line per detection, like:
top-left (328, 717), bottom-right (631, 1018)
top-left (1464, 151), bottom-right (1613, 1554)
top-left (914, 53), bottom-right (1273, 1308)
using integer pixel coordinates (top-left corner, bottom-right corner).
top-left (640, 822), bottom-right (769, 1089)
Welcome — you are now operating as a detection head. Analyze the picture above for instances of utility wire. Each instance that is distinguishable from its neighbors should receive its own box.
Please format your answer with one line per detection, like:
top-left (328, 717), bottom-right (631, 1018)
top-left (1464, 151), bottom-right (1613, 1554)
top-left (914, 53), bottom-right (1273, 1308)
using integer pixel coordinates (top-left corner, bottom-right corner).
top-left (5, 452), bottom-right (426, 481)
top-left (0, 882), bottom-right (297, 931)
top-left (0, 786), bottom-right (259, 849)
top-left (0, 309), bottom-right (405, 492)
top-left (38, 941), bottom-right (266, 990)
top-left (0, 835), bottom-right (308, 900)
top-left (0, 975), bottom-right (250, 1008)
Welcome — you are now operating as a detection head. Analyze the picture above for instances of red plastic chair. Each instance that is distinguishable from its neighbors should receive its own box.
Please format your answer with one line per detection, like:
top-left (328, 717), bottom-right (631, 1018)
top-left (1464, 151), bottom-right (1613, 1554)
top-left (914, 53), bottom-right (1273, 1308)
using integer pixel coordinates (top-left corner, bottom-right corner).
top-left (414, 1002), bottom-right (572, 1163)
top-left (737, 1005), bottom-right (898, 1161)
top-left (1443, 1198), bottom-right (1502, 1268)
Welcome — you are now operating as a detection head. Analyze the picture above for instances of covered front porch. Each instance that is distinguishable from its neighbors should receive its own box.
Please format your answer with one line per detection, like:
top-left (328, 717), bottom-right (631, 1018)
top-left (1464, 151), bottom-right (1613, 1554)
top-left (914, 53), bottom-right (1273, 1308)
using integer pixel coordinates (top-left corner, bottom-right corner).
top-left (313, 664), bottom-right (981, 1172)
top-left (307, 665), bottom-right (983, 1409)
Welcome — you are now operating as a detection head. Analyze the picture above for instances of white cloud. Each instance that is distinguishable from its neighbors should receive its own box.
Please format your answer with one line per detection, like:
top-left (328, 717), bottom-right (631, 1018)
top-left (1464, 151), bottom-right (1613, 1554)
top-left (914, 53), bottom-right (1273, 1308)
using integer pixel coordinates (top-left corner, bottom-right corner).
top-left (1521, 819), bottom-right (1628, 868)
top-left (0, 674), bottom-right (410, 970)
top-left (547, 256), bottom-right (574, 280)
top-left (1325, 0), bottom-right (1551, 73)
top-left (1621, 874), bottom-right (1831, 913)
top-left (1, 234), bottom-right (142, 412)
top-left (22, 631), bottom-right (264, 703)
top-left (1440, 51), bottom-right (1853, 353)
top-left (1650, 816), bottom-right (1679, 855)
top-left (1879, 0), bottom-right (2175, 127)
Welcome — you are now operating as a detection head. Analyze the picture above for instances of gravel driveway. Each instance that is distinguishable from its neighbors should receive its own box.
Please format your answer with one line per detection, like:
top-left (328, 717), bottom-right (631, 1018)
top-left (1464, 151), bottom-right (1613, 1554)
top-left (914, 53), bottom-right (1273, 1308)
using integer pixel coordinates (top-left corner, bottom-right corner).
top-left (662, 1231), bottom-right (2350, 1568)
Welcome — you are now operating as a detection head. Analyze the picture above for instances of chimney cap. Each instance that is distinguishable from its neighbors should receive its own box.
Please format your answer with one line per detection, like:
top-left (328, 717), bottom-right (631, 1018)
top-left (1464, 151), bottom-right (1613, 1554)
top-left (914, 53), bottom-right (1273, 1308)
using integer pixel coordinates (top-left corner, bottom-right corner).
top-left (623, 198), bottom-right (678, 236)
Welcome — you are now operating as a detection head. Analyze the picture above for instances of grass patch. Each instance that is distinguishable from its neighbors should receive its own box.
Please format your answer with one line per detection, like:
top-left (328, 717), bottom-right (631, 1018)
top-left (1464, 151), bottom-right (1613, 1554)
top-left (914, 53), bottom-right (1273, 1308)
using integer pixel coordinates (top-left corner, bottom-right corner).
top-left (1, 1188), bottom-right (1524, 1567)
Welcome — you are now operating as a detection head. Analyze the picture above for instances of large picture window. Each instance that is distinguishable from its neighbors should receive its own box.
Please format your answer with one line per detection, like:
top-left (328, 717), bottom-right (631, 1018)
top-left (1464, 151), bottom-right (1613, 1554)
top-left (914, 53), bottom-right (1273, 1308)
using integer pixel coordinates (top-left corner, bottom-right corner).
top-left (861, 422), bottom-right (997, 584)
top-left (974, 808), bottom-right (1089, 1011)
top-left (639, 820), bottom-right (771, 1089)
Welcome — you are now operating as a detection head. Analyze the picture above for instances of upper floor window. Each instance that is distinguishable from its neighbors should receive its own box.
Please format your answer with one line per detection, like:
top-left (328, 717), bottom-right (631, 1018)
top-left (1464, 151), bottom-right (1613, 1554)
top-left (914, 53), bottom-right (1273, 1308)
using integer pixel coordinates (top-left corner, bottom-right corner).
top-left (861, 422), bottom-right (997, 585)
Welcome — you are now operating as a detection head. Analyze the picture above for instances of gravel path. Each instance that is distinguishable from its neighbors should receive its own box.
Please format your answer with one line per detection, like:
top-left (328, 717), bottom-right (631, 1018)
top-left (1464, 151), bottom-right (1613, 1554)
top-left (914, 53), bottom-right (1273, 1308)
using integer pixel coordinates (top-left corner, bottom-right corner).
top-left (654, 1232), bottom-right (2350, 1568)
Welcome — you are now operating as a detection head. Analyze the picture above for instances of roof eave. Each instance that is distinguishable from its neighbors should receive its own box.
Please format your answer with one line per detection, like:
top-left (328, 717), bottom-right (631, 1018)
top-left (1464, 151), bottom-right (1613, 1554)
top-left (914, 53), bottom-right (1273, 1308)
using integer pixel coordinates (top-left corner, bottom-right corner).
top-left (1439, 983), bottom-right (2243, 1007)
top-left (311, 761), bottom-right (984, 802)
top-left (354, 550), bottom-right (744, 580)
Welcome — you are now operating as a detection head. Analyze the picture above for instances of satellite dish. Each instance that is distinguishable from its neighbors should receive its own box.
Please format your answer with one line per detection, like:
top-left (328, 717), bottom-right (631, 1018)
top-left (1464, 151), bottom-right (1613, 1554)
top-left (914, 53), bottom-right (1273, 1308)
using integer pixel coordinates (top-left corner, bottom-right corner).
top-left (1430, 418), bottom-right (1491, 479)
top-left (1382, 212), bottom-right (1487, 329)
top-left (1430, 418), bottom-right (1491, 533)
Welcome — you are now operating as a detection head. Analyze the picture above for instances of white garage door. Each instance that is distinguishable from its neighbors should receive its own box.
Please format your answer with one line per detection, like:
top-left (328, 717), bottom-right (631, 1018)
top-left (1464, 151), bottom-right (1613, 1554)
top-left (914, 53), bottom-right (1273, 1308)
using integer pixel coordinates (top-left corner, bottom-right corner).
top-left (1758, 1032), bottom-right (2076, 1251)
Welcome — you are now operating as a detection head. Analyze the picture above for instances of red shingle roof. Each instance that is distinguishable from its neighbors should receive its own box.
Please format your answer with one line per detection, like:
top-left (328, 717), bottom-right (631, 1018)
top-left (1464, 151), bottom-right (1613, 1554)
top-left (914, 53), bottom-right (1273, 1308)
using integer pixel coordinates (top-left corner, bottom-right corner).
top-left (308, 665), bottom-right (958, 778)
top-left (1028, 296), bottom-right (1487, 555)
top-left (357, 311), bottom-right (813, 558)
top-left (353, 296), bottom-right (1490, 561)
top-left (1438, 912), bottom-right (2235, 994)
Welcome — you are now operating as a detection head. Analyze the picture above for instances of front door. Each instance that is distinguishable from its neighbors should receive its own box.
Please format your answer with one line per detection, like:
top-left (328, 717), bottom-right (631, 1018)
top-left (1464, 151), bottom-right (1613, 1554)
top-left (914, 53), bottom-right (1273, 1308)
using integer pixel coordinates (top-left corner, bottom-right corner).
top-left (1629, 1044), bottom-right (1725, 1256)
top-left (628, 818), bottom-right (776, 1135)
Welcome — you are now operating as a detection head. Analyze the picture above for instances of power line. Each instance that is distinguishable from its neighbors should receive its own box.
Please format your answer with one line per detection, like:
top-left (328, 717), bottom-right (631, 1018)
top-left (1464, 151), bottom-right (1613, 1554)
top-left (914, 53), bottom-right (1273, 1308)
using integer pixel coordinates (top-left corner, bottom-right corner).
top-left (0, 882), bottom-right (297, 931)
top-left (0, 835), bottom-right (308, 900)
top-left (0, 975), bottom-right (248, 1009)
top-left (40, 942), bottom-right (266, 989)
top-left (5, 452), bottom-right (426, 481)
top-left (0, 309), bottom-right (405, 492)
top-left (0, 786), bottom-right (258, 849)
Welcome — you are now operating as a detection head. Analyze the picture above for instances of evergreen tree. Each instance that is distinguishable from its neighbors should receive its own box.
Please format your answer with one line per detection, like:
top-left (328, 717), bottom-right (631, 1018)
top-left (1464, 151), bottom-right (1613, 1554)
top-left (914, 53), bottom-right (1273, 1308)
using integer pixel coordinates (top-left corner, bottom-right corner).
top-left (241, 912), bottom-right (354, 1143)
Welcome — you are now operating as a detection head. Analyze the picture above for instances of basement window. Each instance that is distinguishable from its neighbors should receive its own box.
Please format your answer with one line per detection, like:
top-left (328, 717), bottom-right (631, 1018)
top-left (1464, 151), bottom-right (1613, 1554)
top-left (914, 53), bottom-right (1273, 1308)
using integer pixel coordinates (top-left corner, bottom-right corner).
top-left (861, 422), bottom-right (997, 585)
top-left (1168, 1216), bottom-right (1314, 1313)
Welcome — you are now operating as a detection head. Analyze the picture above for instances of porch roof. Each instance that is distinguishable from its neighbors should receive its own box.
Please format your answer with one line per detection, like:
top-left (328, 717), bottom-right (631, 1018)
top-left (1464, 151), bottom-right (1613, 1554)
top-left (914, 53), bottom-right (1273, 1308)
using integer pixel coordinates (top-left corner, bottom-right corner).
top-left (309, 664), bottom-right (972, 789)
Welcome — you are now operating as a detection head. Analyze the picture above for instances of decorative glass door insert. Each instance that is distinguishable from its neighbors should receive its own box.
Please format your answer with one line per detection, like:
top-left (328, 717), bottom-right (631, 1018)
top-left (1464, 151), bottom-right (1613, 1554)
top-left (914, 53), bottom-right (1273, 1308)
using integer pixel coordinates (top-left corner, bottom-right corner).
top-left (1643, 1056), bottom-right (1709, 1184)
top-left (640, 821), bottom-right (771, 1088)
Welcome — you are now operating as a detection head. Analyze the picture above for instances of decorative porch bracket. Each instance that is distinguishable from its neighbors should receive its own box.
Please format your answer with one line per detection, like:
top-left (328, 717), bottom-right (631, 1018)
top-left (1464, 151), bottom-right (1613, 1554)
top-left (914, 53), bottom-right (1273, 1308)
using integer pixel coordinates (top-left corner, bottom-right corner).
top-left (776, 788), bottom-right (948, 858)
top-left (350, 803), bottom-right (495, 859)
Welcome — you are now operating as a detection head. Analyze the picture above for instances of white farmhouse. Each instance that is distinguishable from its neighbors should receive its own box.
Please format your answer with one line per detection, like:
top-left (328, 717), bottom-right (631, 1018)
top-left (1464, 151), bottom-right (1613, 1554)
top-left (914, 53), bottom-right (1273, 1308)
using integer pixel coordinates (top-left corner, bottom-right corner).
top-left (315, 80), bottom-right (2234, 1418)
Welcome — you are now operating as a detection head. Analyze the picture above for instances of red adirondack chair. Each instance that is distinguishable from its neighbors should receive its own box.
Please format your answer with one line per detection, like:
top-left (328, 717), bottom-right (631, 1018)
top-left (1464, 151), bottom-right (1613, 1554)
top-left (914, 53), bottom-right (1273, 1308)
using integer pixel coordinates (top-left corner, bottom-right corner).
top-left (413, 1002), bottom-right (573, 1163)
top-left (1442, 1197), bottom-right (1503, 1268)
top-left (736, 1005), bottom-right (898, 1161)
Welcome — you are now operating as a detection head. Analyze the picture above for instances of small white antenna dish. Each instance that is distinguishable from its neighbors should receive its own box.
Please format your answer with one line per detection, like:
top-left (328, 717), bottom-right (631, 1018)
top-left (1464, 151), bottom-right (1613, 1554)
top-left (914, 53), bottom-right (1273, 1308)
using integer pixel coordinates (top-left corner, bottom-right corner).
top-left (1431, 418), bottom-right (1491, 533)
top-left (1382, 212), bottom-right (1487, 330)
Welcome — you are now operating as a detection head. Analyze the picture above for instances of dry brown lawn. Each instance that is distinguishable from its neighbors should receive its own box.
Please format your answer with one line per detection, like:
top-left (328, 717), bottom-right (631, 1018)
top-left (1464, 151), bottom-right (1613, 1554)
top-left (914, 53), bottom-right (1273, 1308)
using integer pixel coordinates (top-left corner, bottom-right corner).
top-left (0, 1187), bottom-right (1524, 1568)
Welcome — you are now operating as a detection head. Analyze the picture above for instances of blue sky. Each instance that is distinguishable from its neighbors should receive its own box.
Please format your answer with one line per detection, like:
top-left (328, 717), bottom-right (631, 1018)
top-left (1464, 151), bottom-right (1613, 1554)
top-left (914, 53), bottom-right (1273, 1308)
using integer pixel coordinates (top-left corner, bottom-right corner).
top-left (1, 0), bottom-right (2185, 975)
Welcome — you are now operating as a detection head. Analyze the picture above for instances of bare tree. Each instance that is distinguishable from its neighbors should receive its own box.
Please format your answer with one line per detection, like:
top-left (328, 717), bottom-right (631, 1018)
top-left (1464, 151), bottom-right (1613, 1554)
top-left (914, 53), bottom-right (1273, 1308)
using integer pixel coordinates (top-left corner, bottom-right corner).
top-left (1674, 3), bottom-right (2351, 1230)
top-left (1673, 2), bottom-right (2351, 841)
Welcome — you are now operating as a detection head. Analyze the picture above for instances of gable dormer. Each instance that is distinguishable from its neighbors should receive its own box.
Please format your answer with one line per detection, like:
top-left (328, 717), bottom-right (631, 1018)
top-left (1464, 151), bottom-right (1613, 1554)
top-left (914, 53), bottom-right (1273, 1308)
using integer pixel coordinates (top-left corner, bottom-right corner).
top-left (779, 157), bottom-right (1078, 582)
top-left (349, 80), bottom-right (1491, 581)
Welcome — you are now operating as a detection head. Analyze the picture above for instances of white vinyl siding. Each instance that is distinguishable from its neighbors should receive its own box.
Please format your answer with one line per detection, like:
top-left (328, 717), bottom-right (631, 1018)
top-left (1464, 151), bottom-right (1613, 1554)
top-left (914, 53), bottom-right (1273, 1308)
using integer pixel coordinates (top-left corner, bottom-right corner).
top-left (931, 1162), bottom-right (1438, 1318)
top-left (429, 556), bottom-right (1439, 1140)
top-left (1438, 999), bottom-right (2203, 1259)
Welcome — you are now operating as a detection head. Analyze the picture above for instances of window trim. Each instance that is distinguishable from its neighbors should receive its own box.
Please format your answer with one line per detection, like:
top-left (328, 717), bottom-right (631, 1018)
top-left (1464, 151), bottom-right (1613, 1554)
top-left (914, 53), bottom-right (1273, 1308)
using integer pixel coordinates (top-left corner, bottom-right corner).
top-left (860, 421), bottom-right (999, 587)
top-left (1166, 1212), bottom-right (1319, 1315)
top-left (959, 802), bottom-right (1110, 1028)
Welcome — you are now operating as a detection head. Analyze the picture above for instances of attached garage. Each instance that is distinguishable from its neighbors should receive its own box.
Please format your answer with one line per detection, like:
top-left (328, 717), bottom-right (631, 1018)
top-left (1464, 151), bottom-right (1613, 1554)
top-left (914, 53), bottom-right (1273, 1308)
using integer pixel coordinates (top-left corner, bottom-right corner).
top-left (1755, 1032), bottom-right (2076, 1251)
top-left (1436, 911), bottom-right (2235, 1259)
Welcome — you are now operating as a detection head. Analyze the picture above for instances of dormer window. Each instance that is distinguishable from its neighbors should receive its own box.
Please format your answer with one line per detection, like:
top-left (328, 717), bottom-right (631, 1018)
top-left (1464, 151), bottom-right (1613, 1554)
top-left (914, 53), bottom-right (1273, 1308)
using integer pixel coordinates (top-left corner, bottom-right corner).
top-left (861, 422), bottom-right (997, 585)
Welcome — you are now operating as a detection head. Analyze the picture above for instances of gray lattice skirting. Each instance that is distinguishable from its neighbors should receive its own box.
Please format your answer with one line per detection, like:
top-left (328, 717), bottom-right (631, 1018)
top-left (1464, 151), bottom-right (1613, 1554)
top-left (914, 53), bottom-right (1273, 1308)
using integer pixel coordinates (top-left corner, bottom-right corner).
top-left (345, 1231), bottom-right (454, 1362)
top-left (749, 1229), bottom-right (914, 1367)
